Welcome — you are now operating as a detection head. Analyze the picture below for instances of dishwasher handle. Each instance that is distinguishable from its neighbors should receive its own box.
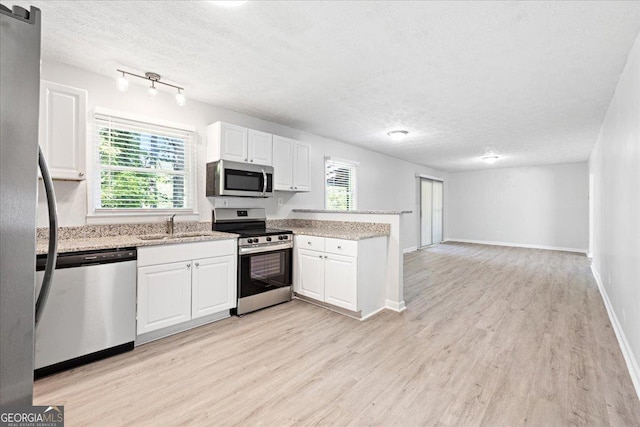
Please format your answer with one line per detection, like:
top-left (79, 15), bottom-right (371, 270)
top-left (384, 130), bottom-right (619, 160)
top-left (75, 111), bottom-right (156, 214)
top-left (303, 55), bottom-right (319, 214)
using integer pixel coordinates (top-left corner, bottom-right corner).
top-left (36, 248), bottom-right (137, 271)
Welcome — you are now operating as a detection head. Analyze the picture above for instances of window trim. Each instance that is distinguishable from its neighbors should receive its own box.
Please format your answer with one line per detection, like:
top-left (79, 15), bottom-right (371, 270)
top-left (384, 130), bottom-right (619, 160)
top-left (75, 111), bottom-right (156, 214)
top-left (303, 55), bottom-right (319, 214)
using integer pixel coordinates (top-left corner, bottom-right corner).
top-left (324, 156), bottom-right (358, 211)
top-left (87, 108), bottom-right (198, 222)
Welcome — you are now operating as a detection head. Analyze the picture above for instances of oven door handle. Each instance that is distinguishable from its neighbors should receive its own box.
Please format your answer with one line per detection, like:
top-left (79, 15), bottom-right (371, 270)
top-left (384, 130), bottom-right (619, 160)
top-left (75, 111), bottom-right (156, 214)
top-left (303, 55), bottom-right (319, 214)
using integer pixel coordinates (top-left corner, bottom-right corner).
top-left (239, 242), bottom-right (293, 255)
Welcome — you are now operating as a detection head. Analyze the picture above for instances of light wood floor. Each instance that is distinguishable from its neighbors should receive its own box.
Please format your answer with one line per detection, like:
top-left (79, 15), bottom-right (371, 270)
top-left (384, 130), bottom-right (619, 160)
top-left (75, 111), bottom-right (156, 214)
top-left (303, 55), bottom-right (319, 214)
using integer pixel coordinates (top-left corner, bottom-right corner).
top-left (34, 242), bottom-right (640, 426)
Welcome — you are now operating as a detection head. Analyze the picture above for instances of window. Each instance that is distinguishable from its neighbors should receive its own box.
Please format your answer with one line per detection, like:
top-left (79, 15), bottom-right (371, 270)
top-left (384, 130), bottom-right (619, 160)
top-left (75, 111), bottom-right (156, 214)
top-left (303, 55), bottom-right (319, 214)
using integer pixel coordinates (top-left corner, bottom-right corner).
top-left (93, 112), bottom-right (196, 214)
top-left (325, 157), bottom-right (357, 210)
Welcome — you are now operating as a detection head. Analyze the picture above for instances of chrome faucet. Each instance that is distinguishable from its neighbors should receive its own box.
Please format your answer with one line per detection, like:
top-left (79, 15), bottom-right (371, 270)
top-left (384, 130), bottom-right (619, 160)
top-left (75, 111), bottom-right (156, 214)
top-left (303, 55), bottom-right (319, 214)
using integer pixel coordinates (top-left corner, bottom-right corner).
top-left (167, 214), bottom-right (177, 236)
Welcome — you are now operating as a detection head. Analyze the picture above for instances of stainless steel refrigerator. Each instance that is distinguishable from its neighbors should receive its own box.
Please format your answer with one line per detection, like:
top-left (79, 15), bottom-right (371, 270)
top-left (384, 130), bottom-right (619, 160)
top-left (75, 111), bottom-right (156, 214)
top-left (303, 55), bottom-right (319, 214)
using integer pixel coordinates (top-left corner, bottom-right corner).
top-left (1, 4), bottom-right (58, 406)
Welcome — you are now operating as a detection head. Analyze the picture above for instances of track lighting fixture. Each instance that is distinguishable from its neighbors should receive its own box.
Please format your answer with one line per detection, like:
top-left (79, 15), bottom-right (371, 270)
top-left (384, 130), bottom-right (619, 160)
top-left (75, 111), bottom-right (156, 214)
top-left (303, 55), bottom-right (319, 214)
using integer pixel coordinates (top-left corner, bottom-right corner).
top-left (115, 69), bottom-right (186, 106)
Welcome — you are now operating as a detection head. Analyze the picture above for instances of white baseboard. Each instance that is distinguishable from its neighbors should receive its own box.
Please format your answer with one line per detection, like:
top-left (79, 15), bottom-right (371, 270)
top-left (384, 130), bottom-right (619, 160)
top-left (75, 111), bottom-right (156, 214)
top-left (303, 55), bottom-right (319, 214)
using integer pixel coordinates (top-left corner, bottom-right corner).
top-left (445, 238), bottom-right (586, 254)
top-left (385, 299), bottom-right (406, 312)
top-left (591, 264), bottom-right (640, 401)
top-left (361, 306), bottom-right (387, 321)
top-left (403, 246), bottom-right (418, 253)
top-left (135, 311), bottom-right (229, 346)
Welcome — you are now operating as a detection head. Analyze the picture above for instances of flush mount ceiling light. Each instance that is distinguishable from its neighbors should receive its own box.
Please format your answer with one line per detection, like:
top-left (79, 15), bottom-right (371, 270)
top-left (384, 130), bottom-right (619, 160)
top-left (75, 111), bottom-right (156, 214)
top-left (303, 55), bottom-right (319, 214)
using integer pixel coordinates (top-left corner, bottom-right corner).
top-left (210, 1), bottom-right (248, 7)
top-left (481, 155), bottom-right (500, 164)
top-left (115, 69), bottom-right (186, 107)
top-left (387, 130), bottom-right (408, 141)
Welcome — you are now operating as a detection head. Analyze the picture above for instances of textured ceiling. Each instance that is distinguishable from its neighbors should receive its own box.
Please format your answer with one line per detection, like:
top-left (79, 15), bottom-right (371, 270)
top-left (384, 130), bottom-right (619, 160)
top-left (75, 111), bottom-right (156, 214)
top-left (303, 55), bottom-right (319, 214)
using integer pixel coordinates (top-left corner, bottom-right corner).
top-left (13, 1), bottom-right (640, 171)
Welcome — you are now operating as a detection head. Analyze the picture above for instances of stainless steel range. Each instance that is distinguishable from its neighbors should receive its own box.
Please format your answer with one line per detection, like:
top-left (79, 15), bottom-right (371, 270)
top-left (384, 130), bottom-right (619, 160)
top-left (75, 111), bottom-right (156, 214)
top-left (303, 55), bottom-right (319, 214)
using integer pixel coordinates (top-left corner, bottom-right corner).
top-left (212, 208), bottom-right (292, 315)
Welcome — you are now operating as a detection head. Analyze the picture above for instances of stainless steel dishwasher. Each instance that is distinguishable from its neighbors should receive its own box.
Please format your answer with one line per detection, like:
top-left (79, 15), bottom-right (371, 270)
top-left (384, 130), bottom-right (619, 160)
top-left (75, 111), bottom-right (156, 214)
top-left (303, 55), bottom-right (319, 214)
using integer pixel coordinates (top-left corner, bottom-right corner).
top-left (34, 247), bottom-right (137, 378)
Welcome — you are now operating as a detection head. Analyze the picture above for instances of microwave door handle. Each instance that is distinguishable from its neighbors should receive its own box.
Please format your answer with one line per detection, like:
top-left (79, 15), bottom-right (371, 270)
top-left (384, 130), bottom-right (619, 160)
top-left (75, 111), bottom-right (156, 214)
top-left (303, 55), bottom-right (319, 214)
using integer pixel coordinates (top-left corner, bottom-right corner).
top-left (261, 169), bottom-right (267, 197)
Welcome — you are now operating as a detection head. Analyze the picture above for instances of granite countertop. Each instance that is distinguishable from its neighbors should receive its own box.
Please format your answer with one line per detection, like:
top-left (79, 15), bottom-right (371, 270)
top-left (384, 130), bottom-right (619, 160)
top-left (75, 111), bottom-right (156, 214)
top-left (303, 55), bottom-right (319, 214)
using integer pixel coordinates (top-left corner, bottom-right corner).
top-left (287, 227), bottom-right (388, 241)
top-left (292, 209), bottom-right (412, 215)
top-left (37, 231), bottom-right (238, 255)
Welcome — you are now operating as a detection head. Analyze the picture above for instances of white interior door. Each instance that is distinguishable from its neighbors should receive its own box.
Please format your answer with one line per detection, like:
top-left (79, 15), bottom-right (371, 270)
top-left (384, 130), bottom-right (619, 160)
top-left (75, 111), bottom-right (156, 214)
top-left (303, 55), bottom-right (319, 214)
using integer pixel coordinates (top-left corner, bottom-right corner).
top-left (421, 179), bottom-right (433, 246)
top-left (420, 178), bottom-right (443, 247)
top-left (432, 181), bottom-right (443, 244)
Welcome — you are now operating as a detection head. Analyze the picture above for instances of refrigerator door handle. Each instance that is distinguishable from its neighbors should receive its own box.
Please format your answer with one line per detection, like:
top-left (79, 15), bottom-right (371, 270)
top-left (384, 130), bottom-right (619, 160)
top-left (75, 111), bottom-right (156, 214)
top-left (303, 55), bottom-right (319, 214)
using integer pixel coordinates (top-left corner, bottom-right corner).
top-left (35, 146), bottom-right (58, 328)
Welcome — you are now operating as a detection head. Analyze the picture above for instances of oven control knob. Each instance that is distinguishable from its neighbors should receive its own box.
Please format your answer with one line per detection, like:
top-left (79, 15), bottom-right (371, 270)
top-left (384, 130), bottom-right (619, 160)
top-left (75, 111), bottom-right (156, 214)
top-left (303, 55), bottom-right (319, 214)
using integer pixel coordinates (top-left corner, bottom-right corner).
top-left (278, 235), bottom-right (284, 240)
top-left (266, 237), bottom-right (272, 242)
top-left (282, 235), bottom-right (289, 240)
top-left (247, 238), bottom-right (254, 244)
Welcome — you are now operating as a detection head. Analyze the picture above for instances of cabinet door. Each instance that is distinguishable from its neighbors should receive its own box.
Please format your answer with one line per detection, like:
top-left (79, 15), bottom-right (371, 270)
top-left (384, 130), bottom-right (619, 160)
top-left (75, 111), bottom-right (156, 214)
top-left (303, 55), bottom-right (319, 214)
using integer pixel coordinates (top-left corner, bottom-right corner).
top-left (324, 253), bottom-right (358, 311)
top-left (272, 136), bottom-right (294, 191)
top-left (297, 248), bottom-right (325, 301)
top-left (39, 81), bottom-right (87, 180)
top-left (192, 255), bottom-right (237, 319)
top-left (248, 129), bottom-right (273, 166)
top-left (293, 142), bottom-right (311, 191)
top-left (220, 123), bottom-right (248, 162)
top-left (137, 262), bottom-right (192, 335)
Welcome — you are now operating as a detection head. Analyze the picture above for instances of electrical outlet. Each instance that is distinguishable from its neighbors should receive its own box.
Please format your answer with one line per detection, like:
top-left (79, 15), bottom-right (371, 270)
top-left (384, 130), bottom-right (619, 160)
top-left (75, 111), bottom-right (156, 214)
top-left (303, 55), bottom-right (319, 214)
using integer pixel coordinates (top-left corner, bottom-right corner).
top-left (215, 198), bottom-right (229, 208)
top-left (278, 198), bottom-right (283, 207)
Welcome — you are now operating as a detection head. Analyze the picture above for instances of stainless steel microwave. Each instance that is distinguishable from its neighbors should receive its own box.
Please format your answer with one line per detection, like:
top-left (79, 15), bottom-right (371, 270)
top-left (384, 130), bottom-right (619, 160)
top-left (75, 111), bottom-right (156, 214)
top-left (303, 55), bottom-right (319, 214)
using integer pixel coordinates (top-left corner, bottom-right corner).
top-left (206, 160), bottom-right (274, 198)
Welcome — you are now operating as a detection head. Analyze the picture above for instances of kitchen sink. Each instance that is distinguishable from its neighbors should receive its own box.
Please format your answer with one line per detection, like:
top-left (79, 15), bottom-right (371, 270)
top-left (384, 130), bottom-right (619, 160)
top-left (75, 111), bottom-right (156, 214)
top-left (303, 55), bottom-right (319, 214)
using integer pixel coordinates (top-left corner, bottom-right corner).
top-left (138, 232), bottom-right (214, 241)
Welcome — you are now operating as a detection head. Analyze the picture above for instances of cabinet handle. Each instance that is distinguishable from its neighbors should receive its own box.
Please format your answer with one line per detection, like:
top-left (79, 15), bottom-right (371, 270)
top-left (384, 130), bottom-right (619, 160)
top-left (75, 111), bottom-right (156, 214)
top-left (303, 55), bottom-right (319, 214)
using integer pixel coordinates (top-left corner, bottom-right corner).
top-left (294, 187), bottom-right (298, 189)
top-left (337, 246), bottom-right (342, 249)
top-left (324, 256), bottom-right (328, 259)
top-left (307, 241), bottom-right (311, 245)
top-left (78, 172), bottom-right (85, 177)
top-left (290, 186), bottom-right (293, 189)
top-left (318, 255), bottom-right (323, 258)
top-left (250, 159), bottom-right (253, 162)
top-left (186, 263), bottom-right (191, 268)
top-left (245, 158), bottom-right (248, 161)
top-left (195, 262), bottom-right (199, 267)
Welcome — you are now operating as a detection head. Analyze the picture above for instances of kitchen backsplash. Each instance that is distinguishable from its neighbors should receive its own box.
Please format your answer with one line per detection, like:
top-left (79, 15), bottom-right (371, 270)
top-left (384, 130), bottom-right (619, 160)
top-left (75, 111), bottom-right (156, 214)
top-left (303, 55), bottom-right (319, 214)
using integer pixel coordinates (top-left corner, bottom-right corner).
top-left (38, 218), bottom-right (390, 241)
top-left (36, 221), bottom-right (211, 241)
top-left (267, 219), bottom-right (390, 235)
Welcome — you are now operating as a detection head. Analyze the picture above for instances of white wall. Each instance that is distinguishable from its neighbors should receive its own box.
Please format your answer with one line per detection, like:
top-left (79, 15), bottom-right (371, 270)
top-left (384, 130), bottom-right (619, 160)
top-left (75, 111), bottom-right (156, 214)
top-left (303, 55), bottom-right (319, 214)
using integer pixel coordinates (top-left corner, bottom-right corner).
top-left (446, 163), bottom-right (588, 252)
top-left (37, 61), bottom-right (447, 250)
top-left (589, 31), bottom-right (640, 395)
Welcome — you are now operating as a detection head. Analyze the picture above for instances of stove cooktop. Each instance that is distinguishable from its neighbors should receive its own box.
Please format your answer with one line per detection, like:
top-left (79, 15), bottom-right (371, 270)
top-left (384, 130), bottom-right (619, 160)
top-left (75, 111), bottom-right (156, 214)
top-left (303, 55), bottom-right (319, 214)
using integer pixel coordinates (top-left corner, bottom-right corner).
top-left (231, 228), bottom-right (291, 238)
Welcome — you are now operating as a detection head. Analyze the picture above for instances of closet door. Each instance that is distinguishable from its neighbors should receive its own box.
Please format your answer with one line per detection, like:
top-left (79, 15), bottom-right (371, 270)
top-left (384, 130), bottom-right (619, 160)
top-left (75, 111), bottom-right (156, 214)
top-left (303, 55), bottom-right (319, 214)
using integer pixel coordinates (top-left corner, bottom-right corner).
top-left (421, 179), bottom-right (433, 247)
top-left (420, 178), bottom-right (443, 247)
top-left (432, 181), bottom-right (443, 244)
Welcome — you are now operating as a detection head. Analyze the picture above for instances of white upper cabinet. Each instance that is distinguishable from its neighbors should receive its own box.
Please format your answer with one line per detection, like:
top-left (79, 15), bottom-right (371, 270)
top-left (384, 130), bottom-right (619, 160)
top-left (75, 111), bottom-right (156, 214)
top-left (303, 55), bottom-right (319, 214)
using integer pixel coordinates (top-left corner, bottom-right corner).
top-left (39, 80), bottom-right (87, 180)
top-left (247, 129), bottom-right (273, 166)
top-left (272, 136), bottom-right (294, 191)
top-left (209, 122), bottom-right (248, 163)
top-left (293, 142), bottom-right (311, 192)
top-left (208, 122), bottom-right (272, 166)
top-left (272, 135), bottom-right (311, 192)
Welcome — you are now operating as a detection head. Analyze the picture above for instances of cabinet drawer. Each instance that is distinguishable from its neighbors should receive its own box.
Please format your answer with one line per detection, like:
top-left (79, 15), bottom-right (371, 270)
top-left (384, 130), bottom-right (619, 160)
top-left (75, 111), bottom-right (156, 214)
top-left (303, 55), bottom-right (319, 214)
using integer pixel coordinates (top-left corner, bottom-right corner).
top-left (295, 235), bottom-right (325, 252)
top-left (138, 239), bottom-right (236, 267)
top-left (325, 238), bottom-right (357, 257)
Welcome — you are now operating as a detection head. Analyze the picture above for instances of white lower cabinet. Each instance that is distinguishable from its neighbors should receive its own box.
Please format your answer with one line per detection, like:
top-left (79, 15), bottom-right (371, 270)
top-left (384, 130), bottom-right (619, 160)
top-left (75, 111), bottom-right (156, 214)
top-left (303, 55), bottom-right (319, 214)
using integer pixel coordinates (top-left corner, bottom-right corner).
top-left (297, 248), bottom-right (326, 301)
top-left (137, 240), bottom-right (236, 337)
top-left (137, 261), bottom-right (192, 334)
top-left (294, 235), bottom-right (386, 318)
top-left (324, 253), bottom-right (358, 311)
top-left (191, 255), bottom-right (236, 318)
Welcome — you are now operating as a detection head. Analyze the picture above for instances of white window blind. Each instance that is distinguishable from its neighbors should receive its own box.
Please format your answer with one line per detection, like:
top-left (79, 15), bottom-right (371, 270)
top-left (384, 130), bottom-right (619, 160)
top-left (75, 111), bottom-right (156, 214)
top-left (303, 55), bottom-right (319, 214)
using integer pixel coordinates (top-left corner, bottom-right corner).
top-left (94, 113), bottom-right (195, 212)
top-left (325, 158), bottom-right (357, 211)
